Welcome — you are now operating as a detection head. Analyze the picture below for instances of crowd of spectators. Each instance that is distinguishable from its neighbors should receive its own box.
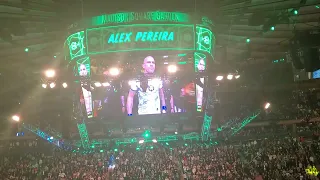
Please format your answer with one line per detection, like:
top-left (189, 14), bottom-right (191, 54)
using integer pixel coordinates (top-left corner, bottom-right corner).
top-left (0, 122), bottom-right (319, 180)
top-left (0, 89), bottom-right (319, 179)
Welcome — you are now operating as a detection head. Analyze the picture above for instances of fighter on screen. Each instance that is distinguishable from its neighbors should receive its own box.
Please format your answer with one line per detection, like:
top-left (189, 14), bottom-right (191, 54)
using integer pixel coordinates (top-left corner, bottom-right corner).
top-left (126, 56), bottom-right (167, 115)
top-left (79, 64), bottom-right (88, 77)
top-left (79, 64), bottom-right (93, 117)
top-left (197, 58), bottom-right (206, 72)
top-left (196, 77), bottom-right (205, 111)
top-left (195, 59), bottom-right (206, 110)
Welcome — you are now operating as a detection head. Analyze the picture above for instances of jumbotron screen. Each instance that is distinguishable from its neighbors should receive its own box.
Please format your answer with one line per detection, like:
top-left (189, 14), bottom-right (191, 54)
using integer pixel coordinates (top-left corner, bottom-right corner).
top-left (77, 54), bottom-right (206, 119)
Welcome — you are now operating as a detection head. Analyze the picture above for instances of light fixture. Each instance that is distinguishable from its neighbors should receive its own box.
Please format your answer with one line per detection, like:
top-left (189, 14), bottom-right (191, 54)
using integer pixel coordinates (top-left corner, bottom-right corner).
top-left (45, 69), bottom-right (55, 78)
top-left (94, 82), bottom-right (102, 87)
top-left (216, 76), bottom-right (223, 81)
top-left (109, 67), bottom-right (120, 76)
top-left (12, 115), bottom-right (20, 122)
top-left (102, 82), bottom-right (110, 87)
top-left (227, 74), bottom-right (233, 80)
top-left (264, 102), bottom-right (271, 109)
top-left (49, 82), bottom-right (56, 88)
top-left (62, 82), bottom-right (68, 88)
top-left (167, 65), bottom-right (177, 73)
top-left (42, 84), bottom-right (47, 88)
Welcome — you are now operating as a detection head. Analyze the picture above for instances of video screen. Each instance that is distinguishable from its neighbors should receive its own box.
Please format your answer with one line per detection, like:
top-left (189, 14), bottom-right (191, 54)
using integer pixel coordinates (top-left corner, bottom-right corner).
top-left (76, 57), bottom-right (94, 118)
top-left (87, 54), bottom-right (206, 119)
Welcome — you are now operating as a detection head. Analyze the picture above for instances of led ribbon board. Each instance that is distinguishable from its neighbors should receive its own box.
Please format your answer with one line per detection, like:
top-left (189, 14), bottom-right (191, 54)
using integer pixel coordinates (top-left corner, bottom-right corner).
top-left (67, 11), bottom-right (191, 31)
top-left (91, 12), bottom-right (190, 26)
top-left (86, 24), bottom-right (194, 54)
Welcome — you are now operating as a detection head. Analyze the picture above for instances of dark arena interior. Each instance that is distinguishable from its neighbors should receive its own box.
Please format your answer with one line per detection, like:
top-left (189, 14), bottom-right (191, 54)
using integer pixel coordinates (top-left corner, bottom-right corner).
top-left (1, 0), bottom-right (320, 179)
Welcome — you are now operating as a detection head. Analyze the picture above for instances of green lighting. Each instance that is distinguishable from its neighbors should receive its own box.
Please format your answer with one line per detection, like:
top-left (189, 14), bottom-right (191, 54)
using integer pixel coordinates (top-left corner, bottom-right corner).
top-left (24, 48), bottom-right (29, 52)
top-left (316, 5), bottom-right (320, 9)
top-left (91, 11), bottom-right (190, 27)
top-left (69, 11), bottom-right (214, 32)
top-left (201, 112), bottom-right (213, 141)
top-left (53, 55), bottom-right (57, 58)
top-left (100, 150), bottom-right (104, 152)
top-left (246, 38), bottom-right (250, 43)
top-left (66, 31), bottom-right (86, 60)
top-left (270, 26), bottom-right (275, 31)
top-left (177, 61), bottom-right (187, 65)
top-left (178, 53), bottom-right (186, 57)
top-left (294, 10), bottom-right (298, 15)
top-left (86, 24), bottom-right (194, 55)
top-left (196, 26), bottom-right (214, 55)
top-left (143, 130), bottom-right (151, 138)
top-left (114, 148), bottom-right (118, 152)
top-left (77, 123), bottom-right (90, 149)
top-left (107, 31), bottom-right (174, 44)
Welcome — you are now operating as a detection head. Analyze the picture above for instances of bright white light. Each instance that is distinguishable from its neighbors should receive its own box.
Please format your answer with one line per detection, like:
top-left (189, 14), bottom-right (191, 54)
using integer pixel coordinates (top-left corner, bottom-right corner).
top-left (94, 82), bottom-right (102, 87)
top-left (264, 102), bottom-right (271, 109)
top-left (152, 139), bottom-right (157, 143)
top-left (138, 140), bottom-right (144, 144)
top-left (175, 131), bottom-right (178, 134)
top-left (102, 82), bottom-right (110, 87)
top-left (62, 82), bottom-right (68, 88)
top-left (50, 136), bottom-right (53, 140)
top-left (235, 75), bottom-right (240, 79)
top-left (216, 76), bottom-right (223, 81)
top-left (227, 74), bottom-right (233, 80)
top-left (168, 65), bottom-right (177, 73)
top-left (45, 69), bottom-right (55, 78)
top-left (128, 80), bottom-right (135, 86)
top-left (109, 67), bottom-right (120, 76)
top-left (42, 84), bottom-right (47, 88)
top-left (151, 78), bottom-right (161, 84)
top-left (12, 115), bottom-right (20, 122)
top-left (49, 82), bottom-right (56, 88)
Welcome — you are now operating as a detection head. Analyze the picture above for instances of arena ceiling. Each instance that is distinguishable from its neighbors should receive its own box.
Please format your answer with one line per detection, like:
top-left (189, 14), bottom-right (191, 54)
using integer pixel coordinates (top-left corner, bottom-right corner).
top-left (0, 0), bottom-right (319, 123)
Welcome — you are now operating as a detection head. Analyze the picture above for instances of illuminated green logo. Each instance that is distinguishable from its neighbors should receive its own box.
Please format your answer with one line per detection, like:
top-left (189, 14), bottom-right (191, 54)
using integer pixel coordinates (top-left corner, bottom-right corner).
top-left (86, 24), bottom-right (195, 54)
top-left (107, 31), bottom-right (174, 43)
top-left (203, 36), bottom-right (210, 44)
